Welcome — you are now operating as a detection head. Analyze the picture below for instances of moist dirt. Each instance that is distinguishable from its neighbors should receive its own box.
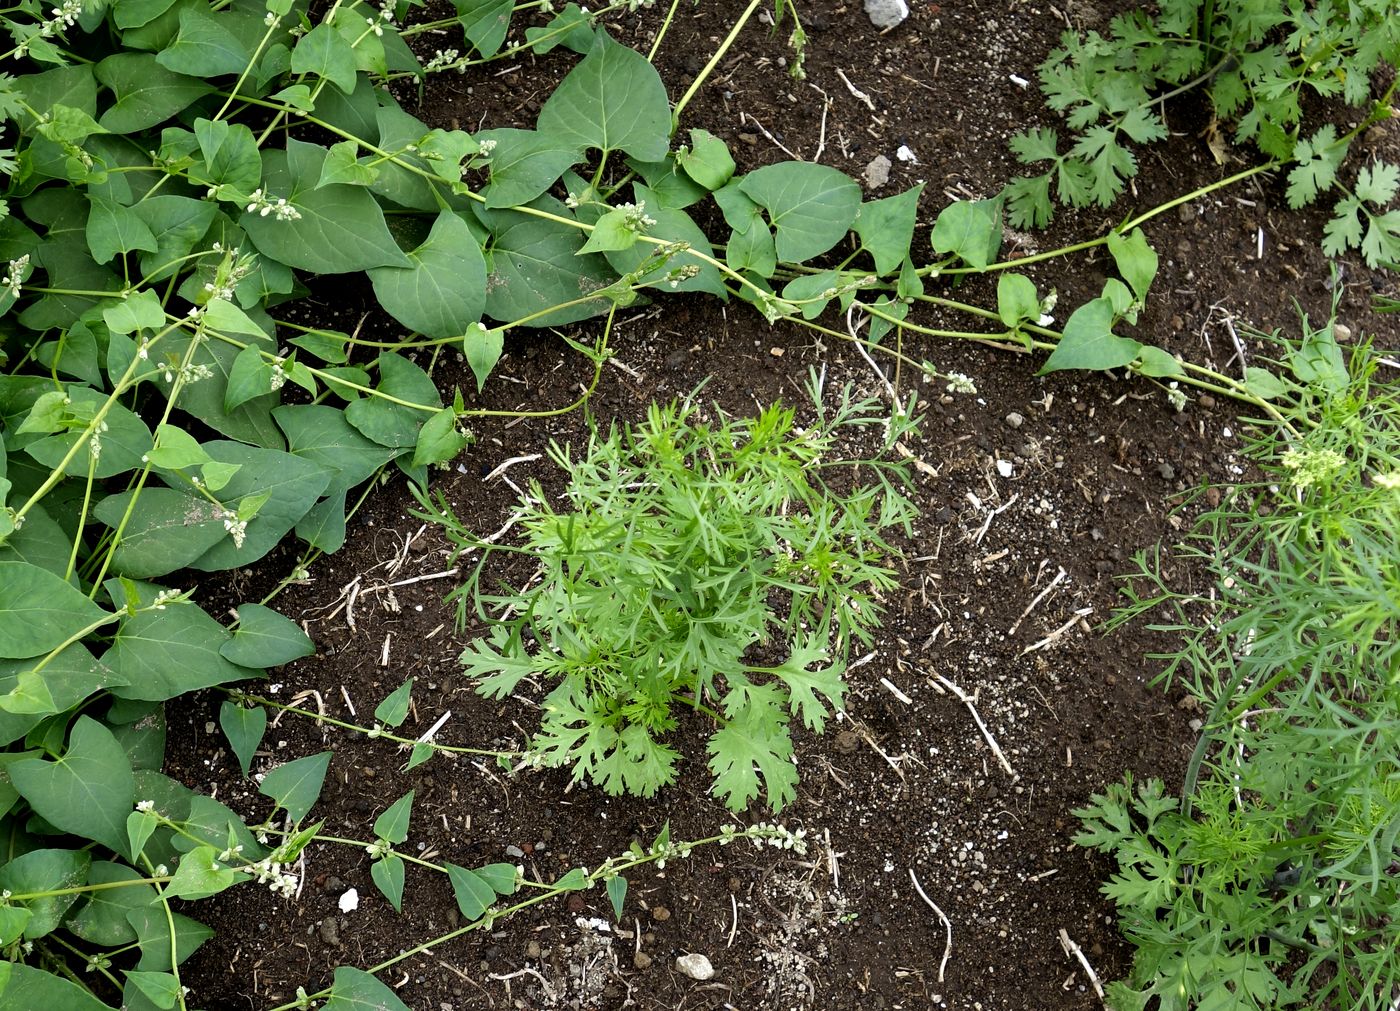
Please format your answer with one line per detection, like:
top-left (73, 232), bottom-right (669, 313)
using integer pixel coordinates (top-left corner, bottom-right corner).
top-left (164, 2), bottom-right (1400, 1009)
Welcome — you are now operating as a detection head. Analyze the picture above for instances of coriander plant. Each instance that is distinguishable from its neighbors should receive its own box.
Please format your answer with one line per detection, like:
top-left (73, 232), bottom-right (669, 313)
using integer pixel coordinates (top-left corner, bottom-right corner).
top-left (418, 373), bottom-right (920, 812)
top-left (1006, 0), bottom-right (1400, 267)
top-left (1085, 308), bottom-right (1400, 1011)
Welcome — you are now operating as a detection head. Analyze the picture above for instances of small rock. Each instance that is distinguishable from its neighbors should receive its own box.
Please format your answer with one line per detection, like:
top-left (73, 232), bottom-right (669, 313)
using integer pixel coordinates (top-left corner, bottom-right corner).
top-left (652, 906), bottom-right (671, 922)
top-left (323, 875), bottom-right (345, 894)
top-left (338, 888), bottom-right (359, 913)
top-left (526, 940), bottom-right (541, 958)
top-left (1199, 395), bottom-right (1217, 409)
top-left (863, 0), bottom-right (908, 29)
top-left (675, 953), bottom-right (715, 981)
top-left (1157, 462), bottom-right (1175, 480)
top-left (567, 893), bottom-right (585, 913)
top-left (862, 154), bottom-right (892, 189)
top-left (895, 144), bottom-right (918, 163)
top-left (1005, 411), bottom-right (1024, 429)
top-left (1188, 718), bottom-right (1204, 732)
top-left (996, 459), bottom-right (1014, 478)
top-left (504, 844), bottom-right (525, 859)
top-left (1334, 323), bottom-right (1353, 342)
top-left (319, 916), bottom-right (340, 946)
top-left (834, 729), bottom-right (860, 753)
top-left (633, 951), bottom-right (653, 970)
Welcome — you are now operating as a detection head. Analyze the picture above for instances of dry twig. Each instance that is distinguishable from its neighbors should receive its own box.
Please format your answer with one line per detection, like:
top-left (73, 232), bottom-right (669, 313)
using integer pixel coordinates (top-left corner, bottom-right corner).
top-left (908, 869), bottom-right (952, 982)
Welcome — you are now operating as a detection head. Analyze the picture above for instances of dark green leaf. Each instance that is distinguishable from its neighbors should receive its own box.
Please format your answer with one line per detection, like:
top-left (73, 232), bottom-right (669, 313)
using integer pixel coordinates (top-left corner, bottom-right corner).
top-left (739, 162), bottom-right (861, 263)
top-left (930, 198), bottom-right (1002, 270)
top-left (324, 966), bottom-right (412, 1011)
top-left (126, 906), bottom-right (213, 971)
top-left (537, 32), bottom-right (670, 162)
top-left (258, 751), bottom-right (331, 822)
top-left (0, 561), bottom-right (109, 660)
top-left (1040, 297), bottom-right (1143, 374)
top-left (373, 790), bottom-right (414, 843)
top-left (853, 184), bottom-right (923, 276)
top-left (105, 591), bottom-right (257, 702)
top-left (371, 852), bottom-right (405, 911)
top-left (67, 861), bottom-right (156, 946)
top-left (478, 128), bottom-right (582, 209)
top-left (606, 874), bottom-right (627, 920)
top-left (221, 603), bottom-right (314, 667)
top-left (96, 54), bottom-right (213, 133)
top-left (412, 408), bottom-right (470, 468)
top-left (156, 6), bottom-right (252, 77)
top-left (219, 700), bottom-right (266, 777)
top-left (446, 862), bottom-right (496, 920)
top-left (0, 848), bottom-right (91, 939)
top-left (374, 679), bottom-right (414, 727)
top-left (369, 211), bottom-right (486, 338)
top-left (11, 716), bottom-right (135, 856)
top-left (344, 352), bottom-right (441, 449)
top-left (0, 963), bottom-right (115, 1009)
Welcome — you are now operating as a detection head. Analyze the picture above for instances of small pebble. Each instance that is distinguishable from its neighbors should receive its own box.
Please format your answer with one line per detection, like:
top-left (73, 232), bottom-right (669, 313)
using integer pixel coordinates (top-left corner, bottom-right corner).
top-left (863, 0), bottom-right (908, 29)
top-left (633, 951), bottom-right (653, 970)
top-left (526, 940), bottom-right (541, 958)
top-left (675, 953), bottom-right (714, 981)
top-left (1158, 462), bottom-right (1175, 480)
top-left (862, 154), bottom-right (892, 189)
top-left (996, 459), bottom-right (1013, 478)
top-left (652, 906), bottom-right (671, 922)
top-left (319, 916), bottom-right (340, 946)
top-left (1005, 412), bottom-right (1024, 429)
top-left (1334, 323), bottom-right (1352, 342)
top-left (504, 844), bottom-right (525, 859)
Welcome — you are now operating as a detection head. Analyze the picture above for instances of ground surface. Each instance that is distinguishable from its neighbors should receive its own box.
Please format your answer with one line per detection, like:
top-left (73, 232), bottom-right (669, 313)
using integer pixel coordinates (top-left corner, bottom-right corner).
top-left (165, 2), bottom-right (1400, 1009)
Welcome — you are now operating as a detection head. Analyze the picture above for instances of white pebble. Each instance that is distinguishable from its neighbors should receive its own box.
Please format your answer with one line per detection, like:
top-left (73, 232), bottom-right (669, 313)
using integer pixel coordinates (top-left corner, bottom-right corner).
top-left (996, 459), bottom-right (1014, 478)
top-left (338, 888), bottom-right (359, 913)
top-left (863, 0), bottom-right (909, 29)
top-left (675, 953), bottom-right (715, 980)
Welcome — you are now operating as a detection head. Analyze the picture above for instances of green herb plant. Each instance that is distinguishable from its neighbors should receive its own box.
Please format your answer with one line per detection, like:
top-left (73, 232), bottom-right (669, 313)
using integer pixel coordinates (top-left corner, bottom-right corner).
top-left (1081, 306), bottom-right (1400, 1011)
top-left (417, 372), bottom-right (919, 812)
top-left (1005, 0), bottom-right (1400, 268)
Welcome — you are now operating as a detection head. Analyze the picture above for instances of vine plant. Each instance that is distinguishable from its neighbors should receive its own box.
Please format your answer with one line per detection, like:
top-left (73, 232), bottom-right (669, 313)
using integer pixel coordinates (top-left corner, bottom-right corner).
top-left (0, 0), bottom-right (1395, 1006)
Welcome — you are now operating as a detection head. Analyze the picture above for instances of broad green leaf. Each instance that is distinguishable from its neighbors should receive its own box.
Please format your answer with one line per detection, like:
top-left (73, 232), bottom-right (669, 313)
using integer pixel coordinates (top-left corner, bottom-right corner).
top-left (96, 54), bottom-right (213, 133)
top-left (374, 790), bottom-right (415, 843)
top-left (164, 844), bottom-right (239, 900)
top-left (707, 685), bottom-right (798, 812)
top-left (344, 352), bottom-right (441, 449)
top-left (126, 906), bottom-right (213, 971)
top-left (0, 561), bottom-right (109, 660)
top-left (24, 386), bottom-right (155, 479)
top-left (317, 139), bottom-right (379, 188)
top-left (1107, 228), bottom-right (1158, 300)
top-left (92, 487), bottom-right (228, 578)
top-left (241, 140), bottom-right (411, 274)
top-left (625, 154), bottom-right (708, 209)
top-left (412, 408), bottom-right (470, 467)
top-left (525, 2), bottom-right (594, 53)
top-left (0, 503), bottom-right (74, 582)
top-left (291, 24), bottom-right (359, 94)
top-left (102, 289), bottom-right (165, 334)
top-left (371, 852), bottom-right (405, 911)
top-left (446, 862), bottom-right (496, 920)
top-left (178, 442), bottom-right (332, 569)
top-left (853, 184), bottom-right (923, 276)
top-left (374, 679), bottom-right (413, 727)
top-left (258, 750), bottom-right (331, 822)
top-left (475, 198), bottom-right (615, 326)
top-left (606, 874), bottom-right (627, 920)
top-left (464, 324), bottom-right (505, 393)
top-left (725, 222), bottom-right (776, 276)
top-left (146, 423), bottom-right (210, 470)
top-left (218, 700), bottom-right (266, 777)
top-left (173, 793), bottom-right (265, 858)
top-left (296, 490), bottom-right (347, 553)
top-left (191, 118), bottom-right (262, 198)
top-left (221, 603), bottom-right (314, 667)
top-left (1134, 346), bottom-right (1184, 378)
top-left (677, 129), bottom-right (735, 191)
top-left (1040, 297), bottom-right (1143, 374)
top-left (369, 212), bottom-right (487, 339)
top-left (0, 646), bottom-right (126, 746)
top-left (577, 208), bottom-right (637, 254)
top-left (86, 196), bottom-right (159, 263)
top-left (458, 0), bottom-right (511, 58)
top-left (274, 404), bottom-right (396, 495)
top-left (11, 716), bottom-right (135, 856)
top-left (537, 32), bottom-right (670, 162)
top-left (473, 862), bottom-right (519, 895)
top-left (0, 905), bottom-right (31, 944)
top-left (0, 848), bottom-right (91, 939)
top-left (105, 591), bottom-right (257, 701)
top-left (0, 963), bottom-right (115, 1009)
top-left (127, 808), bottom-right (159, 860)
top-left (779, 270), bottom-right (839, 321)
top-left (478, 128), bottom-right (582, 209)
top-left (154, 324), bottom-right (284, 449)
top-left (554, 867), bottom-right (588, 890)
top-left (930, 198), bottom-right (1002, 269)
top-left (1245, 366), bottom-right (1291, 401)
top-left (225, 344), bottom-right (274, 412)
top-left (125, 970), bottom-right (182, 1010)
top-left (324, 966), bottom-right (412, 1011)
top-left (996, 273), bottom-right (1040, 328)
top-left (738, 162), bottom-right (861, 263)
top-left (155, 7), bottom-right (251, 77)
top-left (68, 861), bottom-right (156, 946)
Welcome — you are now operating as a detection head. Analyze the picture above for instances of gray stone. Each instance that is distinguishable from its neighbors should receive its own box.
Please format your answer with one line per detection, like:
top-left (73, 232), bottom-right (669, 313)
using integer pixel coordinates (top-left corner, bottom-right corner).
top-left (862, 155), bottom-right (892, 189)
top-left (864, 0), bottom-right (909, 29)
top-left (675, 953), bottom-right (715, 980)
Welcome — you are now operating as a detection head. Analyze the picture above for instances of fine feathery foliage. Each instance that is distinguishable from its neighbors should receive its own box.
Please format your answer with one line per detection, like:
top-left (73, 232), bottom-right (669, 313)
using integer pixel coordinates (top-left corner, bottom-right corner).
top-left (418, 373), bottom-right (920, 812)
top-left (1005, 0), bottom-right (1400, 252)
top-left (1089, 307), bottom-right (1400, 1011)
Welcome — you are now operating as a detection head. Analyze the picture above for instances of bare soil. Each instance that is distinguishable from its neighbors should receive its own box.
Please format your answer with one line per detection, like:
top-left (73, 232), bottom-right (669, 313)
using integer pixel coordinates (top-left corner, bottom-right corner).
top-left (165, 2), bottom-right (1400, 1010)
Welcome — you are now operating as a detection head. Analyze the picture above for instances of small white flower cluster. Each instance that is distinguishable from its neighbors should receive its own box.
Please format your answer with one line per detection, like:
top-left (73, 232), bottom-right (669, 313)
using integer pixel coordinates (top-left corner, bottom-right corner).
top-left (365, 838), bottom-right (392, 860)
top-left (135, 799), bottom-right (155, 812)
top-left (88, 419), bottom-right (108, 461)
top-left (245, 188), bottom-right (302, 221)
top-left (1375, 472), bottom-right (1400, 490)
top-left (150, 588), bottom-right (181, 610)
top-left (618, 200), bottom-right (657, 232)
top-left (718, 822), bottom-right (809, 856)
top-left (3, 254), bottom-right (28, 298)
top-left (203, 245), bottom-right (255, 303)
top-left (15, 0), bottom-right (82, 58)
top-left (1038, 289), bottom-right (1058, 327)
top-left (1281, 445), bottom-right (1347, 488)
top-left (423, 48), bottom-right (461, 74)
top-left (270, 359), bottom-right (287, 391)
top-left (242, 856), bottom-right (298, 898)
top-left (221, 508), bottom-right (248, 548)
top-left (665, 265), bottom-right (701, 289)
top-left (1166, 381), bottom-right (1187, 412)
top-left (944, 372), bottom-right (977, 395)
top-left (477, 138), bottom-right (497, 157)
top-left (163, 361), bottom-right (214, 385)
top-left (263, 10), bottom-right (278, 26)
top-left (364, 0), bottom-right (394, 35)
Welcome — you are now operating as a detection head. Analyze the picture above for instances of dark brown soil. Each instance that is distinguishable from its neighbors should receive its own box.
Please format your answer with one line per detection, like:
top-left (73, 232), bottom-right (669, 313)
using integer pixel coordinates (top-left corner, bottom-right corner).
top-left (162, 3), bottom-right (1400, 1010)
